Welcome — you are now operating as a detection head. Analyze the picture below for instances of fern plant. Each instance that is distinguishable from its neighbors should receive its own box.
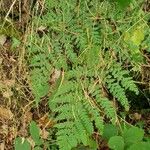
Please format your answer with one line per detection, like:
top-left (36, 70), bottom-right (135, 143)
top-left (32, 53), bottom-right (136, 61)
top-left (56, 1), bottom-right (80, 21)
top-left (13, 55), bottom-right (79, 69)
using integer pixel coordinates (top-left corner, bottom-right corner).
top-left (104, 62), bottom-right (139, 111)
top-left (27, 34), bottom-right (53, 105)
top-left (26, 0), bottom-right (148, 149)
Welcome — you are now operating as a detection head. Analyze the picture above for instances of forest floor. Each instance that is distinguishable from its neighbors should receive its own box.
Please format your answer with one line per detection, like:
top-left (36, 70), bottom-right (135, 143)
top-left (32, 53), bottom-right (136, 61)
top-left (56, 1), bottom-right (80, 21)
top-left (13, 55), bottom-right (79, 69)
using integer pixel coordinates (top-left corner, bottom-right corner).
top-left (0, 0), bottom-right (150, 150)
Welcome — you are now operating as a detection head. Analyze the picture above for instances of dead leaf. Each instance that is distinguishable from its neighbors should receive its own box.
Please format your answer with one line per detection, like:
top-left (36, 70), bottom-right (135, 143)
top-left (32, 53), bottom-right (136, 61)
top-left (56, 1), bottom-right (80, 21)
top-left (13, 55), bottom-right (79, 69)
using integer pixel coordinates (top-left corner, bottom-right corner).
top-left (24, 111), bottom-right (33, 123)
top-left (3, 80), bottom-right (15, 87)
top-left (2, 90), bottom-right (13, 98)
top-left (0, 107), bottom-right (13, 120)
top-left (38, 26), bottom-right (47, 31)
top-left (0, 34), bottom-right (7, 45)
top-left (50, 69), bottom-right (61, 84)
top-left (10, 56), bottom-right (16, 63)
top-left (133, 113), bottom-right (141, 120)
top-left (6, 127), bottom-right (17, 144)
top-left (38, 113), bottom-right (55, 128)
top-left (129, 112), bottom-right (142, 121)
top-left (1, 125), bottom-right (8, 134)
top-left (40, 129), bottom-right (49, 139)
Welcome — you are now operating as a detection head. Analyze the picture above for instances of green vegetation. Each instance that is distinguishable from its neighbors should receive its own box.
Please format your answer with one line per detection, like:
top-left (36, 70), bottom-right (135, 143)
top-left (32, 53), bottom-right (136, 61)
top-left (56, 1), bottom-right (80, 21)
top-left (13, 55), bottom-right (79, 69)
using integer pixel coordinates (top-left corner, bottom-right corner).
top-left (0, 0), bottom-right (150, 150)
top-left (107, 126), bottom-right (150, 150)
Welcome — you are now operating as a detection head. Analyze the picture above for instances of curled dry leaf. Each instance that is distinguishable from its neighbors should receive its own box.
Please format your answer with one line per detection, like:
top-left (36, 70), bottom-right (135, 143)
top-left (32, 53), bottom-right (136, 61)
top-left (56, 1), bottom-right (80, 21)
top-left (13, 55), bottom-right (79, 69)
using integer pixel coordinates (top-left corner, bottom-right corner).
top-left (129, 112), bottom-right (142, 121)
top-left (0, 107), bottom-right (13, 120)
top-left (37, 26), bottom-right (47, 31)
top-left (133, 113), bottom-right (142, 120)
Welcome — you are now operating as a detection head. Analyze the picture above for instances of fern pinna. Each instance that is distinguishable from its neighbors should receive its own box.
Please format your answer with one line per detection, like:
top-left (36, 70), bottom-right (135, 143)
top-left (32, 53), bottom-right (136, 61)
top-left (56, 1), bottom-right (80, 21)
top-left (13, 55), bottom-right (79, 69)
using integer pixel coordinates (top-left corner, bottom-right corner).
top-left (27, 0), bottom-right (141, 149)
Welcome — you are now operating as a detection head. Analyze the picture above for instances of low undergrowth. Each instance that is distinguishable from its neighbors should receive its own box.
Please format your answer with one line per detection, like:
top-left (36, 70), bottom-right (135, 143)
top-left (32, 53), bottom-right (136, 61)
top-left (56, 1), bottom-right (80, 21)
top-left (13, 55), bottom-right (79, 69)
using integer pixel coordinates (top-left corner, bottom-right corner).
top-left (0, 0), bottom-right (150, 150)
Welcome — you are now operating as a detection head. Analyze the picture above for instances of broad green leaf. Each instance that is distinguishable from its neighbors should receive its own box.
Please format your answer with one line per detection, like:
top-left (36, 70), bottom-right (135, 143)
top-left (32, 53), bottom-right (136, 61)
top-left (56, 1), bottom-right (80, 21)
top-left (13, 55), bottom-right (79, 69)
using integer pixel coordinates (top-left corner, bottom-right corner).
top-left (128, 142), bottom-right (150, 150)
top-left (123, 127), bottom-right (144, 144)
top-left (29, 121), bottom-right (43, 145)
top-left (102, 124), bottom-right (118, 140)
top-left (15, 137), bottom-right (31, 150)
top-left (117, 0), bottom-right (132, 8)
top-left (123, 26), bottom-right (145, 66)
top-left (108, 136), bottom-right (124, 150)
top-left (131, 27), bottom-right (145, 46)
top-left (124, 26), bottom-right (145, 47)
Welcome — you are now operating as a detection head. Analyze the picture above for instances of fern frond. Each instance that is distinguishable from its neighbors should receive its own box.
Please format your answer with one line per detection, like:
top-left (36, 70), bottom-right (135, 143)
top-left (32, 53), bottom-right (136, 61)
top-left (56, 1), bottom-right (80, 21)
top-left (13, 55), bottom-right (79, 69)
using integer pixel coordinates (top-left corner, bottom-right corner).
top-left (26, 0), bottom-right (143, 149)
top-left (99, 98), bottom-right (117, 123)
top-left (105, 62), bottom-right (139, 111)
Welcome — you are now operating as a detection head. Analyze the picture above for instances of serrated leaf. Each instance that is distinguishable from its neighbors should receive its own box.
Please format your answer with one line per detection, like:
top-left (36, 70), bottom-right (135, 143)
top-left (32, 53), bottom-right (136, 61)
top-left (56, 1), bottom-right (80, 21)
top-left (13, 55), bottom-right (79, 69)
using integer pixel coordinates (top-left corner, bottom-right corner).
top-left (123, 127), bottom-right (144, 145)
top-left (108, 136), bottom-right (124, 150)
